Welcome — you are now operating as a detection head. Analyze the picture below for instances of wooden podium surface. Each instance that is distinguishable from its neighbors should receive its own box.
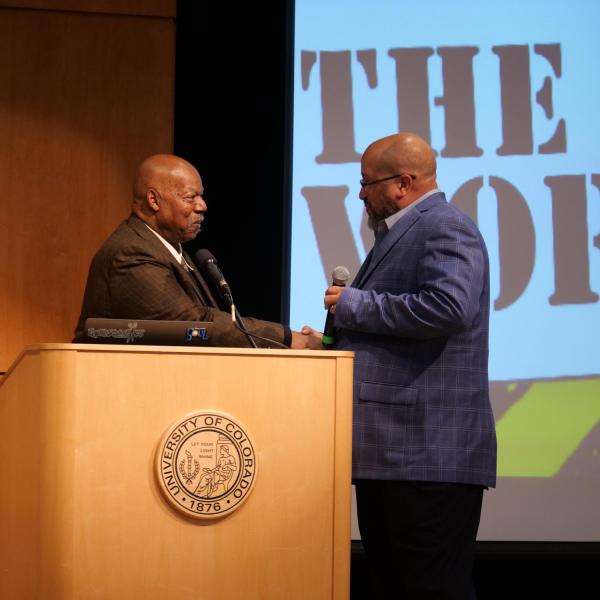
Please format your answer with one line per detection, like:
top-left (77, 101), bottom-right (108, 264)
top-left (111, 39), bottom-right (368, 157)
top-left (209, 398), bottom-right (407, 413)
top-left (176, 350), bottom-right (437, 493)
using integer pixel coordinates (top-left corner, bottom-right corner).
top-left (0, 344), bottom-right (353, 600)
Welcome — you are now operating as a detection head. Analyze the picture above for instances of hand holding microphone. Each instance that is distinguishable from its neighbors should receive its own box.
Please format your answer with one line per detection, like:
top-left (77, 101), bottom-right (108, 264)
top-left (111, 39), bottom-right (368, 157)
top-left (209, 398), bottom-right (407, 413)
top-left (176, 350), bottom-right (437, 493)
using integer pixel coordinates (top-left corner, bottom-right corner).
top-left (322, 265), bottom-right (350, 349)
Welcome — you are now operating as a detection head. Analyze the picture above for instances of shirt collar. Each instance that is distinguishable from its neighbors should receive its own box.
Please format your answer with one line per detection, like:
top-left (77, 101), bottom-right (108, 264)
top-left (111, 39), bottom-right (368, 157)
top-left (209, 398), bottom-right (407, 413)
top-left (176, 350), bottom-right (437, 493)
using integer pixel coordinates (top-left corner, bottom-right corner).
top-left (144, 224), bottom-right (195, 270)
top-left (382, 188), bottom-right (441, 233)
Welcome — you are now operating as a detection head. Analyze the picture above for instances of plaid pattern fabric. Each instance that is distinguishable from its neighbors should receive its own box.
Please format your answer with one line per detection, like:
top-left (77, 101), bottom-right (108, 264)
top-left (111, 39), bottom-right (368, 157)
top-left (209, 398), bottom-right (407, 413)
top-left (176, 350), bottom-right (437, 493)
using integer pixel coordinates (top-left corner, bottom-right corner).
top-left (335, 193), bottom-right (497, 487)
top-left (73, 214), bottom-right (286, 348)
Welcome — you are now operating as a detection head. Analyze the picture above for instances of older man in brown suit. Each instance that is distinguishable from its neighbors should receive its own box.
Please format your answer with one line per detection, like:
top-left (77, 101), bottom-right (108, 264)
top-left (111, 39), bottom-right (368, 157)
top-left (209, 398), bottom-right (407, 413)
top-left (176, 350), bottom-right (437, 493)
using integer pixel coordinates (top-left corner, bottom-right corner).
top-left (74, 154), bottom-right (318, 348)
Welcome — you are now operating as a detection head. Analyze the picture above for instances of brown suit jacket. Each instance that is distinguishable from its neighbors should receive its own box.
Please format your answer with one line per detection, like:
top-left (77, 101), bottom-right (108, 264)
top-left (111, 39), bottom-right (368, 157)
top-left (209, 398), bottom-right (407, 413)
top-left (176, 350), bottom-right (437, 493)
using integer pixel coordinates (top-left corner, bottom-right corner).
top-left (74, 214), bottom-right (289, 347)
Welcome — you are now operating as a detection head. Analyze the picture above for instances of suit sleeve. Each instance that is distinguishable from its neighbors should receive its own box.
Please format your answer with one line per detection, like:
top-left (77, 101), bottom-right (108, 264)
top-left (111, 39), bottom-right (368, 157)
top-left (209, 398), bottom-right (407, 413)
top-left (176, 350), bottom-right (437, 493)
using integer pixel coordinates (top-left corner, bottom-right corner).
top-left (96, 247), bottom-right (288, 348)
top-left (334, 216), bottom-right (487, 339)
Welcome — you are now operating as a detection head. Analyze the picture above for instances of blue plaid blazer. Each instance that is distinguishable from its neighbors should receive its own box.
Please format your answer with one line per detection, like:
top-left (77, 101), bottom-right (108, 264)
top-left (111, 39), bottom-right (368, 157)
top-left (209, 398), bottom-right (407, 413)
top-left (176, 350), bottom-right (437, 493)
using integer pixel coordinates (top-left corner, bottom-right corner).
top-left (334, 192), bottom-right (497, 487)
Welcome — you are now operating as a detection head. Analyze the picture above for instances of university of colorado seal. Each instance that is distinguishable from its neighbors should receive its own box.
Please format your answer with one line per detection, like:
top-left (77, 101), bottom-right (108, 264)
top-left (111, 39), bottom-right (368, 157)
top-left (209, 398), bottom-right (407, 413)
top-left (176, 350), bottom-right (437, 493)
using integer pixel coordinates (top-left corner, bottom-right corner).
top-left (155, 411), bottom-right (257, 520)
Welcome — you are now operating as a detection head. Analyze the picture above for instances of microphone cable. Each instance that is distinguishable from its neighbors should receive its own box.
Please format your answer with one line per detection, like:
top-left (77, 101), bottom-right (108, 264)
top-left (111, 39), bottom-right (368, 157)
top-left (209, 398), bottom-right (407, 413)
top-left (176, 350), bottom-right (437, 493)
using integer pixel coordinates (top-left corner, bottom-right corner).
top-left (192, 248), bottom-right (289, 349)
top-left (231, 312), bottom-right (290, 349)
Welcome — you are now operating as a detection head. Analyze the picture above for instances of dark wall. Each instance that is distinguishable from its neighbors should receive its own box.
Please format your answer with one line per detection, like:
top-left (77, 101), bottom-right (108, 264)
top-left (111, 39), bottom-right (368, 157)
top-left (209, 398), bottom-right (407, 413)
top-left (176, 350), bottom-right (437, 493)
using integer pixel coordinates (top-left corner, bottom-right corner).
top-left (352, 541), bottom-right (600, 600)
top-left (175, 0), bottom-right (292, 325)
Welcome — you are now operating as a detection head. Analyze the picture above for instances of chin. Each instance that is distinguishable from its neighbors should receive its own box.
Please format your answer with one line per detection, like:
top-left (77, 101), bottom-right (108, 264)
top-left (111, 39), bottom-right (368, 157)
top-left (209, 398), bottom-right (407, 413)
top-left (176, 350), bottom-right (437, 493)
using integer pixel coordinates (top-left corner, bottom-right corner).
top-left (184, 228), bottom-right (201, 241)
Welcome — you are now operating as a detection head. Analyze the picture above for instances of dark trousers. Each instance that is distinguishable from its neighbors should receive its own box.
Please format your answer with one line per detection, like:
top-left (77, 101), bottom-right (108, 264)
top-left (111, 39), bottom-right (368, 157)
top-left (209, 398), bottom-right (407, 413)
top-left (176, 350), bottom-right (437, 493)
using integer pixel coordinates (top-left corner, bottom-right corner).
top-left (355, 479), bottom-right (484, 600)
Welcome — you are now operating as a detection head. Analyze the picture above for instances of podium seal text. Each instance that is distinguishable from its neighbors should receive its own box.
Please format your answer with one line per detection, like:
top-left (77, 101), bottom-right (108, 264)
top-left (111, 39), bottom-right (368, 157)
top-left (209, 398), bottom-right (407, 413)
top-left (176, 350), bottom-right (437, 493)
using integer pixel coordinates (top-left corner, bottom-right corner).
top-left (155, 411), bottom-right (257, 520)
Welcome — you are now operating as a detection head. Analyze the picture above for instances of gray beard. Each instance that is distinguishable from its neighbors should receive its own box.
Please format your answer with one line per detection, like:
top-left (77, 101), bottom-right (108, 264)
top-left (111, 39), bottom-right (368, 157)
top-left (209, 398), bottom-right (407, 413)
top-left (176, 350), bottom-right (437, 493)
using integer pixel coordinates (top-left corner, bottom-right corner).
top-left (367, 215), bottom-right (379, 231)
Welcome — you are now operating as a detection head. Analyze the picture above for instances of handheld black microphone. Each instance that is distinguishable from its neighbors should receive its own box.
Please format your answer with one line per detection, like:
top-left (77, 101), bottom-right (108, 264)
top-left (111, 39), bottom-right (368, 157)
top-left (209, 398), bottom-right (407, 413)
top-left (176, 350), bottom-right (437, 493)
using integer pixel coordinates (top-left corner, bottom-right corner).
top-left (193, 249), bottom-right (234, 307)
top-left (322, 265), bottom-right (350, 349)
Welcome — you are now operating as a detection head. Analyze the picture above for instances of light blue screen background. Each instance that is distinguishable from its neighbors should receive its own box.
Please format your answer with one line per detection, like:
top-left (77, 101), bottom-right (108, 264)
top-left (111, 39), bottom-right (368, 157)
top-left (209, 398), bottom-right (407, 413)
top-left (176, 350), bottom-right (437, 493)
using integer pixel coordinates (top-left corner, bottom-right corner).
top-left (291, 0), bottom-right (600, 541)
top-left (291, 0), bottom-right (600, 382)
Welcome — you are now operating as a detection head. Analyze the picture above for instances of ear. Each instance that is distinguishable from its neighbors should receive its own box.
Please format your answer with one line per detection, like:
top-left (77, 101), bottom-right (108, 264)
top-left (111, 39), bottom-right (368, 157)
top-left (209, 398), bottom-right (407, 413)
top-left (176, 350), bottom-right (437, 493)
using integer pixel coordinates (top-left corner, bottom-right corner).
top-left (396, 174), bottom-right (414, 197)
top-left (147, 188), bottom-right (161, 212)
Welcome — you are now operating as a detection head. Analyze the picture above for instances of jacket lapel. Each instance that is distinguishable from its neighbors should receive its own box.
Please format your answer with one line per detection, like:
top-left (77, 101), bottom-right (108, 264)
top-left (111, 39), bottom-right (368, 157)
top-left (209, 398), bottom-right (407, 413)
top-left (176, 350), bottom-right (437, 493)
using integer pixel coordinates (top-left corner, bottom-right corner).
top-left (182, 250), bottom-right (222, 308)
top-left (126, 215), bottom-right (217, 308)
top-left (354, 193), bottom-right (446, 289)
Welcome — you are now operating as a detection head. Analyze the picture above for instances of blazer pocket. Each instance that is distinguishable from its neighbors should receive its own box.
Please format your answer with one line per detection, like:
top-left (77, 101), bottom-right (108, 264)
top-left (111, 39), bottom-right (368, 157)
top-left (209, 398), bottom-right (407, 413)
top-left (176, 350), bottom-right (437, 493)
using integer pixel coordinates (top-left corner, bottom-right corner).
top-left (359, 382), bottom-right (419, 406)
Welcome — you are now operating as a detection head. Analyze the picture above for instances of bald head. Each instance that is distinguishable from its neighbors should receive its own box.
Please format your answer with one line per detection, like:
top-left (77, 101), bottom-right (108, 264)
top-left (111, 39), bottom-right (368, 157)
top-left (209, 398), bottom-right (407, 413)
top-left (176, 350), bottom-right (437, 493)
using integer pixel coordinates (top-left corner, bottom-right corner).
top-left (131, 154), bottom-right (206, 246)
top-left (359, 133), bottom-right (438, 222)
top-left (365, 133), bottom-right (437, 188)
top-left (133, 154), bottom-right (200, 201)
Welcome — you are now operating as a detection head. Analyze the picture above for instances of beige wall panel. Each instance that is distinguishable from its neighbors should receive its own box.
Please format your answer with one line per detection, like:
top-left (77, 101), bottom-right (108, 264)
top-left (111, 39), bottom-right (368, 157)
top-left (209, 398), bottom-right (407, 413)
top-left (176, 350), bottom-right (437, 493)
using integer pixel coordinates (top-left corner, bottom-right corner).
top-left (0, 1), bottom-right (175, 17)
top-left (0, 8), bottom-right (174, 371)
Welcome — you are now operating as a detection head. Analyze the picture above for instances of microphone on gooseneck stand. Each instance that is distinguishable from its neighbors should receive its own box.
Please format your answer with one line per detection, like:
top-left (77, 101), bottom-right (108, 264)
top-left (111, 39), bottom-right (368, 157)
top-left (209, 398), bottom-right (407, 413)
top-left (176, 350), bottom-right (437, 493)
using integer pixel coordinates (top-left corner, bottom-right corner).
top-left (192, 249), bottom-right (259, 348)
top-left (193, 249), bottom-right (235, 308)
top-left (322, 265), bottom-right (350, 349)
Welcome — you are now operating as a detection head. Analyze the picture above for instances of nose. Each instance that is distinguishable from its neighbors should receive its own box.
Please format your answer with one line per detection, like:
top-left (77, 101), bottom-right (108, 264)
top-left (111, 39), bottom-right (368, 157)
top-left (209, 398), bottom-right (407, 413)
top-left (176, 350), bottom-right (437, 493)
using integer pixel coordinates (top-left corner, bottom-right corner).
top-left (194, 196), bottom-right (207, 211)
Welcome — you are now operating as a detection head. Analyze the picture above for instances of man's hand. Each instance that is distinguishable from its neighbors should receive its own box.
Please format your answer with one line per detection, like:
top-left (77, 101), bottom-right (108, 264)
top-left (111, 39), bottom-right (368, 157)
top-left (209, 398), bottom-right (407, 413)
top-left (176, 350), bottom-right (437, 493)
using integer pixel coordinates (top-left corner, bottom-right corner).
top-left (324, 285), bottom-right (345, 314)
top-left (290, 327), bottom-right (324, 350)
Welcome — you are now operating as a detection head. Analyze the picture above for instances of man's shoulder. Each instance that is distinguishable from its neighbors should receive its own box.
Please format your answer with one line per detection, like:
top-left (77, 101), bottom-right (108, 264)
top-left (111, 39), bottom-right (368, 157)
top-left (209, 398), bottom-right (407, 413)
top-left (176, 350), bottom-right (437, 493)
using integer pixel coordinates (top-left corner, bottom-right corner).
top-left (91, 215), bottom-right (155, 263)
top-left (418, 192), bottom-right (479, 230)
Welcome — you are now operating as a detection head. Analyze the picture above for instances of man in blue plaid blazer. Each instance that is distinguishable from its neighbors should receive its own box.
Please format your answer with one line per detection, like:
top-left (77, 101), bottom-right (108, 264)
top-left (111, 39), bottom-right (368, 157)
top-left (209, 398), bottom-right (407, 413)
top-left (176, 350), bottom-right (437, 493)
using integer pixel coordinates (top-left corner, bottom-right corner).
top-left (324, 133), bottom-right (497, 599)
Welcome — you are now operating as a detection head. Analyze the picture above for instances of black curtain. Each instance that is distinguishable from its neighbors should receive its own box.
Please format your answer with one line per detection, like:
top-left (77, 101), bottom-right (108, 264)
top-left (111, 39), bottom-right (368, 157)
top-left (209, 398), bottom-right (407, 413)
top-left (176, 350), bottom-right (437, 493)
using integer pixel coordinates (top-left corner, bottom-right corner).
top-left (175, 0), bottom-right (293, 324)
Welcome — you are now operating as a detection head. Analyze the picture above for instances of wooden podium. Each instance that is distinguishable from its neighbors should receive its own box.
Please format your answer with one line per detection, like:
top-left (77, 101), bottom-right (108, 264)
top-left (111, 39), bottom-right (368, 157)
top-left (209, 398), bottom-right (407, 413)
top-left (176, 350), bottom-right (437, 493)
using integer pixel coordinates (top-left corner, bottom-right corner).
top-left (0, 344), bottom-right (354, 599)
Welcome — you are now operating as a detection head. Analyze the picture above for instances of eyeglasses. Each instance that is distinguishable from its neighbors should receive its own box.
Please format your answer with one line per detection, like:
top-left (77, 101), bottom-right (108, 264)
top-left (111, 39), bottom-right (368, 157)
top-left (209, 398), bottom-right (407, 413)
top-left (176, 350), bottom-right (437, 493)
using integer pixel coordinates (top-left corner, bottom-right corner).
top-left (359, 173), bottom-right (416, 188)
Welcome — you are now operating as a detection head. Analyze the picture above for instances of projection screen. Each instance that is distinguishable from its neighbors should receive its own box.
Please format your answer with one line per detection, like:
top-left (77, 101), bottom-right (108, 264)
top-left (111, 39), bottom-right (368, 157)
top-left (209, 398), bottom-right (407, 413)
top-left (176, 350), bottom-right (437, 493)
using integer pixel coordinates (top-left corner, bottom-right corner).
top-left (290, 0), bottom-right (600, 541)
